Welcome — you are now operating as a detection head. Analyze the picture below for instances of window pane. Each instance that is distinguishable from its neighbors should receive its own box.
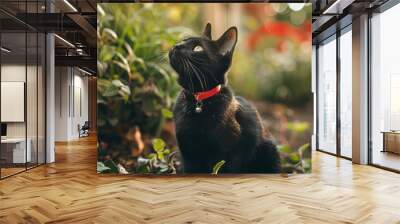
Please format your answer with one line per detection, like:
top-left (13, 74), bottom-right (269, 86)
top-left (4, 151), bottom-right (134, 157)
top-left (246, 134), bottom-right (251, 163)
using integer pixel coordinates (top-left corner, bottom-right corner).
top-left (1, 30), bottom-right (27, 177)
top-left (27, 30), bottom-right (38, 169)
top-left (371, 4), bottom-right (400, 171)
top-left (340, 29), bottom-right (352, 158)
top-left (318, 37), bottom-right (337, 154)
top-left (38, 32), bottom-right (45, 165)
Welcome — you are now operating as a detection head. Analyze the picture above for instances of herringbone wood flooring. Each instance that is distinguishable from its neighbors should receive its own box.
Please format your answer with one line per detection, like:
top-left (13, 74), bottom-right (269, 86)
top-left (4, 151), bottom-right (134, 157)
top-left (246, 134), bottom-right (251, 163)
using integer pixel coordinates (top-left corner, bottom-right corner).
top-left (1, 135), bottom-right (400, 224)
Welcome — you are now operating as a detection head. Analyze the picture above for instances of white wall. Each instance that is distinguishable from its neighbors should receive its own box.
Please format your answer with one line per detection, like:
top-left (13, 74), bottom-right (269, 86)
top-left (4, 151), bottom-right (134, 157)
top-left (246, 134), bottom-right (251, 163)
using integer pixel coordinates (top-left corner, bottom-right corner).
top-left (54, 67), bottom-right (89, 141)
top-left (1, 65), bottom-right (30, 138)
top-left (1, 65), bottom-right (26, 144)
top-left (55, 66), bottom-right (69, 141)
top-left (72, 73), bottom-right (89, 138)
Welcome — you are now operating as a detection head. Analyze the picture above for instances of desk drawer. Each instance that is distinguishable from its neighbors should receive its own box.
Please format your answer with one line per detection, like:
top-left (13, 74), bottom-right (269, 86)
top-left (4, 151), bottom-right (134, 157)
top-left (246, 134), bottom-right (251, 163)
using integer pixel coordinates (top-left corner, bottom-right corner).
top-left (384, 133), bottom-right (400, 154)
top-left (0, 140), bottom-right (32, 164)
top-left (0, 145), bottom-right (13, 164)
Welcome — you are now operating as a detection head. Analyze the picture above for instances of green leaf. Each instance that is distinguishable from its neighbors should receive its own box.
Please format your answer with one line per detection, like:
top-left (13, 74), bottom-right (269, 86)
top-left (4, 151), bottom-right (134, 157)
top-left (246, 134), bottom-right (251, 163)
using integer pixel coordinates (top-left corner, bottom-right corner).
top-left (298, 143), bottom-right (310, 156)
top-left (288, 153), bottom-right (300, 163)
top-left (152, 138), bottom-right (166, 152)
top-left (136, 164), bottom-right (150, 174)
top-left (108, 117), bottom-right (118, 126)
top-left (287, 122), bottom-right (310, 133)
top-left (161, 108), bottom-right (173, 119)
top-left (277, 145), bottom-right (292, 154)
top-left (103, 160), bottom-right (119, 173)
top-left (103, 28), bottom-right (118, 41)
top-left (159, 167), bottom-right (169, 173)
top-left (137, 157), bottom-right (150, 166)
top-left (97, 161), bottom-right (111, 173)
top-left (97, 4), bottom-right (105, 17)
top-left (157, 151), bottom-right (165, 160)
top-left (119, 85), bottom-right (131, 101)
top-left (212, 160), bottom-right (226, 175)
top-left (147, 153), bottom-right (157, 160)
top-left (111, 79), bottom-right (123, 87)
top-left (302, 158), bottom-right (311, 172)
top-left (117, 164), bottom-right (129, 174)
top-left (102, 86), bottom-right (119, 97)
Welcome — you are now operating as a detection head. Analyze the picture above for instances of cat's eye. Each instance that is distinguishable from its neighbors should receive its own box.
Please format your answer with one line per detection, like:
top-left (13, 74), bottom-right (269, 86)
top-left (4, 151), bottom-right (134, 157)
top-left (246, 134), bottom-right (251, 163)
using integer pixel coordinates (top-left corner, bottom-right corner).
top-left (193, 45), bottom-right (204, 52)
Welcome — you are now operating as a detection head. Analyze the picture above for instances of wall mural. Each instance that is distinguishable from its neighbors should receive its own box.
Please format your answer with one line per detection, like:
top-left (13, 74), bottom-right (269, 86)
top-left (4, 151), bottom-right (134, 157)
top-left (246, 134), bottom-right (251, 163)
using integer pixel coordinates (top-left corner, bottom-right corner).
top-left (97, 3), bottom-right (312, 174)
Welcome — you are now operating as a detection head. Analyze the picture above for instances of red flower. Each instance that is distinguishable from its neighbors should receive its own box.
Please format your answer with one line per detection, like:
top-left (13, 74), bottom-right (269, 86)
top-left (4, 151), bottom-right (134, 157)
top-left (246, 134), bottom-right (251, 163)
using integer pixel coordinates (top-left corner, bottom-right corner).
top-left (247, 21), bottom-right (311, 52)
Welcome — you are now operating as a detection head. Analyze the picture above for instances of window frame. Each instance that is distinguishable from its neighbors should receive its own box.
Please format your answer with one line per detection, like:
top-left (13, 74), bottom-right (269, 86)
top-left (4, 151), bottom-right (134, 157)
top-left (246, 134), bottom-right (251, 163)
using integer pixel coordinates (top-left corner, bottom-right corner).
top-left (315, 21), bottom-right (353, 160)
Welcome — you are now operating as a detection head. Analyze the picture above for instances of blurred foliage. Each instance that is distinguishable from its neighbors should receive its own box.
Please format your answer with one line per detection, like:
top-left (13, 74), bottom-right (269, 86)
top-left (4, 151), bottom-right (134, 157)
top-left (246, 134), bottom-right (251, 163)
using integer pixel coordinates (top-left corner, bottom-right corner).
top-left (97, 159), bottom-right (129, 174)
top-left (277, 120), bottom-right (311, 173)
top-left (97, 4), bottom-right (192, 173)
top-left (230, 4), bottom-right (312, 106)
top-left (98, 4), bottom-right (183, 137)
top-left (278, 143), bottom-right (311, 173)
top-left (136, 138), bottom-right (178, 174)
top-left (99, 138), bottom-right (226, 175)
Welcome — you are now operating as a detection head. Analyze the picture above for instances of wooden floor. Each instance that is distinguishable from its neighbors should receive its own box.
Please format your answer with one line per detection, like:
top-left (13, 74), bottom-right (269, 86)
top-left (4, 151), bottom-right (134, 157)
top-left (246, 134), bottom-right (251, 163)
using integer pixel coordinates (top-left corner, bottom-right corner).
top-left (372, 150), bottom-right (400, 171)
top-left (1, 167), bottom-right (26, 178)
top-left (1, 136), bottom-right (400, 223)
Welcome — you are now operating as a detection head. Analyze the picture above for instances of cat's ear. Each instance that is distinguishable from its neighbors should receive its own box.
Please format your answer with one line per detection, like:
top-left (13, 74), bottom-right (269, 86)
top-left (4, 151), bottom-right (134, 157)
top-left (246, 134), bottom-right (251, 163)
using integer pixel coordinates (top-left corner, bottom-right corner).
top-left (216, 26), bottom-right (237, 56)
top-left (203, 23), bottom-right (212, 39)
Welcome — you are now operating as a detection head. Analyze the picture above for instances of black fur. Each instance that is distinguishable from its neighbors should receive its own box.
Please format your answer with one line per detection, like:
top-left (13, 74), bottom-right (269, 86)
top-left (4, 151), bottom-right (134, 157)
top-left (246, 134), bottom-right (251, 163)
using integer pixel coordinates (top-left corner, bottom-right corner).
top-left (169, 23), bottom-right (280, 173)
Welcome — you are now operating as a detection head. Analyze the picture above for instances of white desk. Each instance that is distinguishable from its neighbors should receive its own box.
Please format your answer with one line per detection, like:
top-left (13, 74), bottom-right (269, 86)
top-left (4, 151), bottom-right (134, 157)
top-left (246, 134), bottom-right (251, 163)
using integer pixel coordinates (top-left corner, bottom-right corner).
top-left (1, 138), bottom-right (31, 163)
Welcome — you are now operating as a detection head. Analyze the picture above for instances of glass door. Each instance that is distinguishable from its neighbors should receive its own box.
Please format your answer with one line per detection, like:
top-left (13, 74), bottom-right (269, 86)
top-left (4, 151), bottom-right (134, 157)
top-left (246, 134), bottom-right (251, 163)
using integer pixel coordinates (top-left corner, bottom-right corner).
top-left (0, 1), bottom-right (46, 179)
top-left (370, 4), bottom-right (400, 171)
top-left (1, 30), bottom-right (28, 178)
top-left (317, 35), bottom-right (337, 154)
top-left (27, 29), bottom-right (38, 169)
top-left (339, 27), bottom-right (352, 158)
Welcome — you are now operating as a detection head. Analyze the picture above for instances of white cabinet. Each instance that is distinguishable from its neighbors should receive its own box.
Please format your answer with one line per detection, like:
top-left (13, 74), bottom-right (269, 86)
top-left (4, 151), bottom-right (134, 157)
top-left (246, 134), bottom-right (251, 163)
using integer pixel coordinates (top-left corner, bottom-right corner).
top-left (1, 138), bottom-right (32, 163)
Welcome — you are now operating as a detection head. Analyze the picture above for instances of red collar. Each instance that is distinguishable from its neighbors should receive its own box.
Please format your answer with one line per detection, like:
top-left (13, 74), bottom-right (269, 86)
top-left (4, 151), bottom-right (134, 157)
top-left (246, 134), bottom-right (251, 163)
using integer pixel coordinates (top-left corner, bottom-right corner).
top-left (193, 85), bottom-right (222, 101)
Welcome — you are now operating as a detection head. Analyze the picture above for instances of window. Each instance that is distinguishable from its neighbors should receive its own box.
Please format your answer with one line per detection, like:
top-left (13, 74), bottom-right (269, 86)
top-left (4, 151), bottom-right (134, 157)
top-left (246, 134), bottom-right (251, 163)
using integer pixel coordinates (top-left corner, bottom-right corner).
top-left (317, 36), bottom-right (337, 154)
top-left (339, 28), bottom-right (352, 158)
top-left (0, 1), bottom-right (46, 179)
top-left (371, 3), bottom-right (400, 171)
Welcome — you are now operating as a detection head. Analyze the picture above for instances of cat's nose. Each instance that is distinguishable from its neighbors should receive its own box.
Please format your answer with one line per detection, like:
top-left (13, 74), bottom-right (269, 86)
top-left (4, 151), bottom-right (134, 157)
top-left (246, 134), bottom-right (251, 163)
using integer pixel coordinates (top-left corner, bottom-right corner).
top-left (169, 47), bottom-right (178, 60)
top-left (169, 47), bottom-right (176, 56)
top-left (170, 45), bottom-right (181, 56)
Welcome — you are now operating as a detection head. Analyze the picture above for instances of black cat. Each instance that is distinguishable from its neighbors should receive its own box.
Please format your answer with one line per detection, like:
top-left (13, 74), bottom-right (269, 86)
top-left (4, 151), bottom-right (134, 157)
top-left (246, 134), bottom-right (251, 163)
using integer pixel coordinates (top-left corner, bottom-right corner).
top-left (169, 23), bottom-right (280, 173)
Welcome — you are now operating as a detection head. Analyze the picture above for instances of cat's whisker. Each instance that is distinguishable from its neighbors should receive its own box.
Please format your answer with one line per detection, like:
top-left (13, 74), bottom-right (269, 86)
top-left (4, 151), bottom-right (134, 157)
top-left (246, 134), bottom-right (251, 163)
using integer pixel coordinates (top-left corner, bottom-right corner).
top-left (187, 60), bottom-right (206, 91)
top-left (186, 57), bottom-right (208, 88)
top-left (146, 53), bottom-right (166, 61)
top-left (189, 57), bottom-right (211, 67)
top-left (188, 56), bottom-right (208, 64)
top-left (182, 58), bottom-right (195, 93)
top-left (189, 62), bottom-right (207, 89)
top-left (188, 57), bottom-right (218, 86)
top-left (183, 57), bottom-right (204, 91)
